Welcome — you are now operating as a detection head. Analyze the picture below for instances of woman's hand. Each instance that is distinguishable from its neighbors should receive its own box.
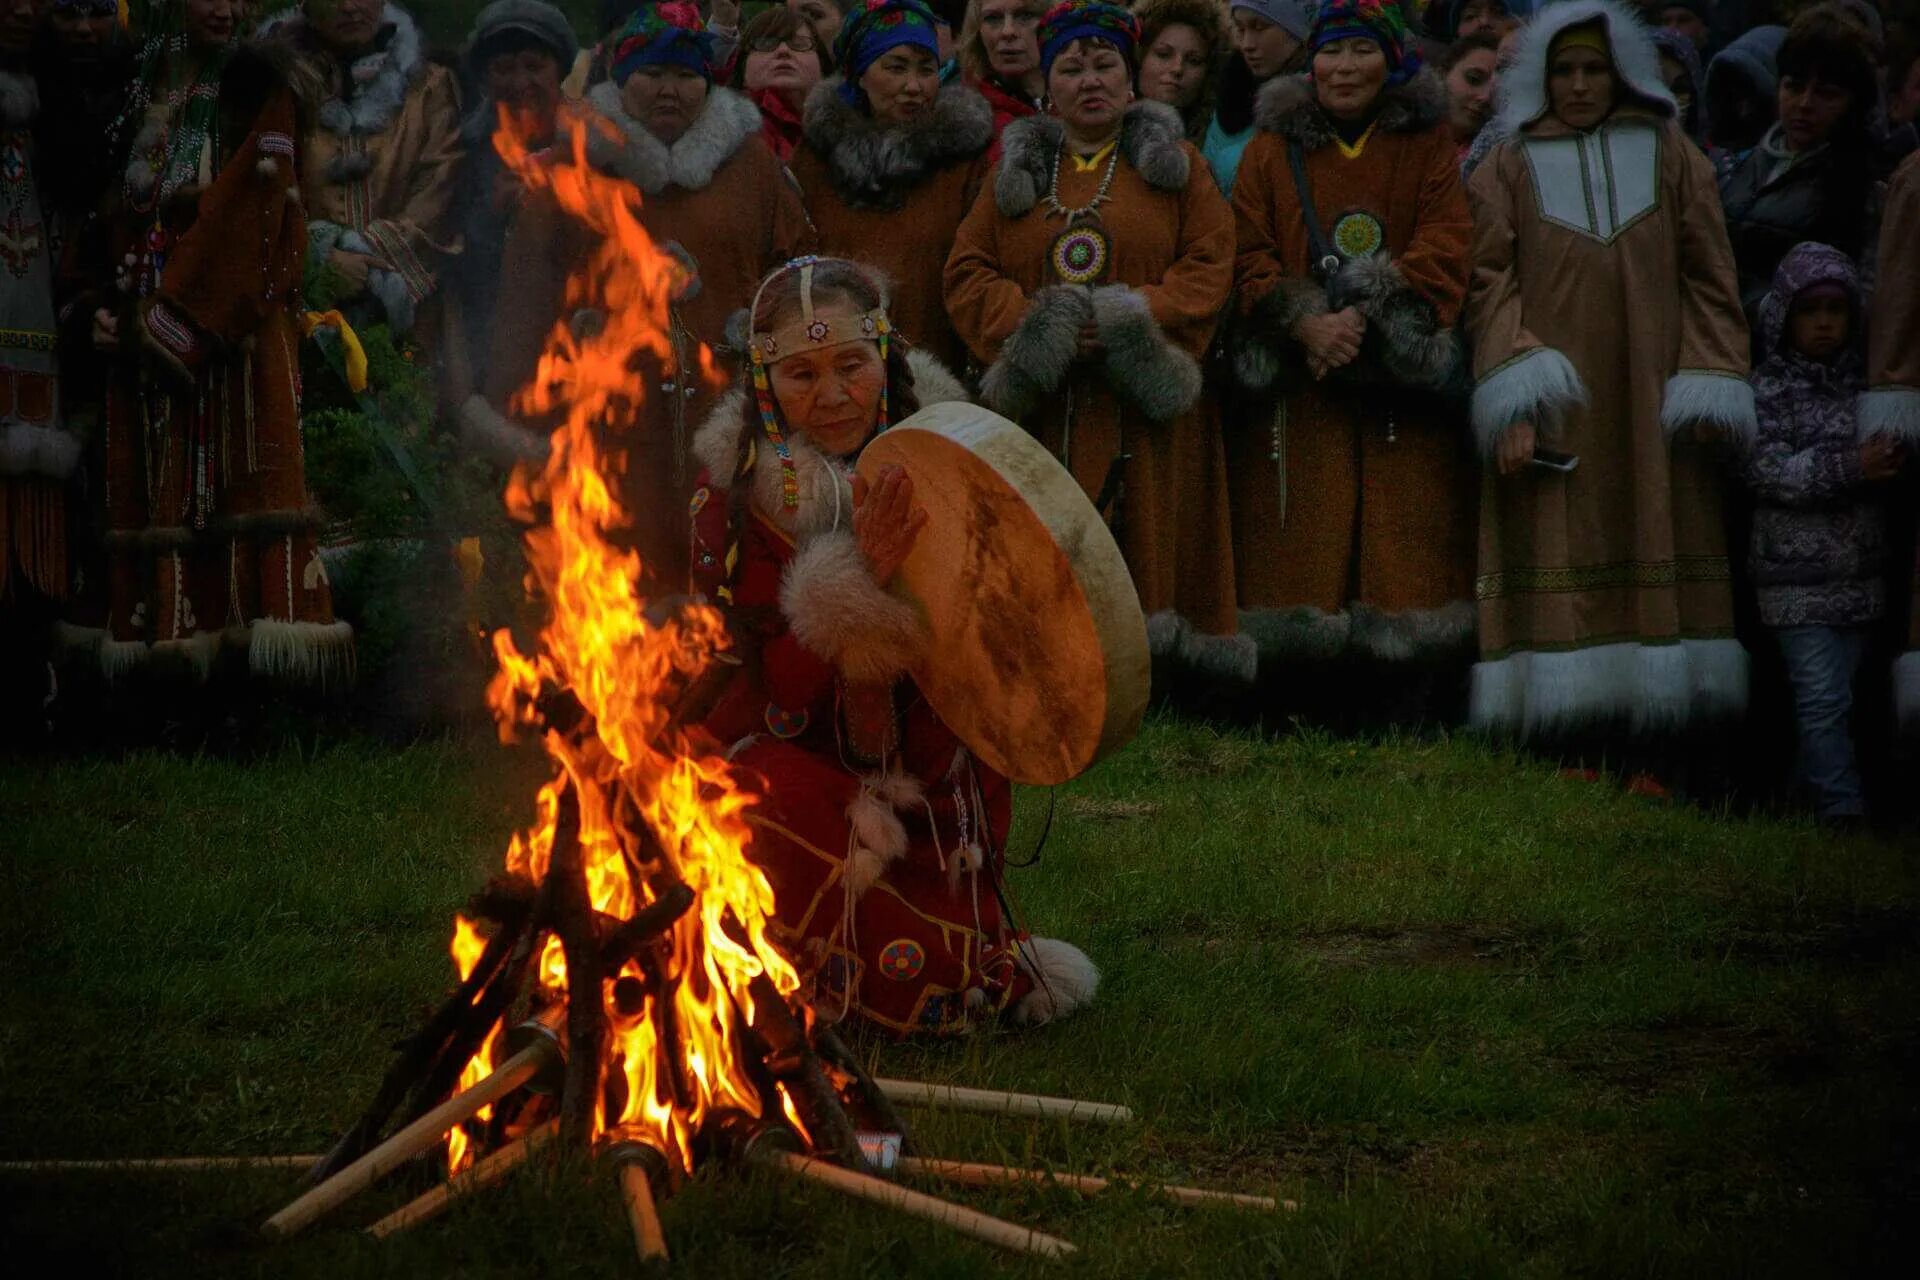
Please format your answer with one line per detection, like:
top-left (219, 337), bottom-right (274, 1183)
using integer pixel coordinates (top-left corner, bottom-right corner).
top-left (852, 464), bottom-right (927, 585)
top-left (1076, 319), bottom-right (1105, 359)
top-left (1497, 421), bottom-right (1538, 476)
top-left (1291, 307), bottom-right (1365, 378)
top-left (1859, 435), bottom-right (1905, 482)
top-left (327, 250), bottom-right (380, 293)
top-left (91, 308), bottom-right (120, 352)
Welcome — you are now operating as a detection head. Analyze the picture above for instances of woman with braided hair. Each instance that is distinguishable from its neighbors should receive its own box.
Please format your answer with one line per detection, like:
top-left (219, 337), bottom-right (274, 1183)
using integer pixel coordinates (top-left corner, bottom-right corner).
top-left (686, 256), bottom-right (1097, 1036)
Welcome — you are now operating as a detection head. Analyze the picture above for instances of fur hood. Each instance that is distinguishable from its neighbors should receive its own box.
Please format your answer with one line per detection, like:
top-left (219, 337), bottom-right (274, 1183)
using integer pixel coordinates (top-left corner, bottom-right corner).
top-left (583, 81), bottom-right (762, 196)
top-left (688, 349), bottom-right (968, 537)
top-left (0, 70), bottom-right (37, 127)
top-left (1493, 0), bottom-right (1674, 136)
top-left (1253, 67), bottom-right (1447, 149)
top-left (995, 100), bottom-right (1189, 217)
top-left (800, 78), bottom-right (994, 210)
top-left (258, 4), bottom-right (429, 138)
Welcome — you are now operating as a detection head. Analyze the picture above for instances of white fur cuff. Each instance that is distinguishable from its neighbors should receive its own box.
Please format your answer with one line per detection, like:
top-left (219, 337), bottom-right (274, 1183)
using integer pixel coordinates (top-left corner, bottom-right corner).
top-left (1662, 370), bottom-right (1756, 444)
top-left (1470, 347), bottom-right (1587, 457)
top-left (1860, 388), bottom-right (1920, 445)
top-left (779, 530), bottom-right (926, 683)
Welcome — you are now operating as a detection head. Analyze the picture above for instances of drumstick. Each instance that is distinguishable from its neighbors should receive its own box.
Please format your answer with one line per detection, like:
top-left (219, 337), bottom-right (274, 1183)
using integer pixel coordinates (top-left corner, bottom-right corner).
top-left (872, 1078), bottom-right (1134, 1124)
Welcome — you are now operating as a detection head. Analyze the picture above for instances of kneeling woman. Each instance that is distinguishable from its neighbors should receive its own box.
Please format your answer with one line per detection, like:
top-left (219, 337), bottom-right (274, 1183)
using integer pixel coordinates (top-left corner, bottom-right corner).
top-left (688, 257), bottom-right (1097, 1035)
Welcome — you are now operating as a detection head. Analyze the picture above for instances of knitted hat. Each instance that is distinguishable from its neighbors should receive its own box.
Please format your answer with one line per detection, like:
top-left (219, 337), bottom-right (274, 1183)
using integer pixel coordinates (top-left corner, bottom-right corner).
top-left (466, 0), bottom-right (581, 72)
top-left (1037, 0), bottom-right (1142, 76)
top-left (835, 0), bottom-right (943, 97)
top-left (611, 2), bottom-right (718, 84)
top-left (1308, 0), bottom-right (1419, 86)
top-left (1229, 0), bottom-right (1314, 43)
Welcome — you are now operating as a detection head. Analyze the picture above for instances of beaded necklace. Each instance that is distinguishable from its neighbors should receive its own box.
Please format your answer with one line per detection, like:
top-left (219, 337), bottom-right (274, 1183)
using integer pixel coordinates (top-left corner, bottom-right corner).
top-left (1042, 138), bottom-right (1121, 222)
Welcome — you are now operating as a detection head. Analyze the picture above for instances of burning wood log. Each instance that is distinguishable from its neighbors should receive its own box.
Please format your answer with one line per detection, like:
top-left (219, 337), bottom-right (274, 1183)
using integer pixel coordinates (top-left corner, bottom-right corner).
top-left (609, 1137), bottom-right (672, 1263)
top-left (547, 787), bottom-right (605, 1150)
top-left (872, 1079), bottom-right (1135, 1125)
top-left (895, 1158), bottom-right (1296, 1212)
top-left (363, 1122), bottom-right (560, 1240)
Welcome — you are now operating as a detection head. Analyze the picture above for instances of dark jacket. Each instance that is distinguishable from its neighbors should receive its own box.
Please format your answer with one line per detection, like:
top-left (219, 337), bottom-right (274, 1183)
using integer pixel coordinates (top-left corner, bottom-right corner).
top-left (1743, 242), bottom-right (1885, 628)
top-left (1719, 124), bottom-right (1879, 324)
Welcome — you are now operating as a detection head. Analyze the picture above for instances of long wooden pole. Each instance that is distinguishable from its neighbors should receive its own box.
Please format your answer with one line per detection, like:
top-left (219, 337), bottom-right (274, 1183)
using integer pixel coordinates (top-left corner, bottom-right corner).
top-left (364, 1122), bottom-right (558, 1240)
top-left (619, 1161), bottom-right (670, 1263)
top-left (261, 1037), bottom-right (557, 1240)
top-left (896, 1157), bottom-right (1296, 1212)
top-left (761, 1151), bottom-right (1077, 1260)
top-left (0, 1155), bottom-right (323, 1173)
top-left (871, 1078), bottom-right (1133, 1125)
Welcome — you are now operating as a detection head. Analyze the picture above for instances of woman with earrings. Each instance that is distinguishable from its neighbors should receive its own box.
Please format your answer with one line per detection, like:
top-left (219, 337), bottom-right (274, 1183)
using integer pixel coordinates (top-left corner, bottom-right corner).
top-left (1227, 0), bottom-right (1475, 721)
top-left (945, 0), bottom-right (1248, 680)
top-left (686, 256), bottom-right (1097, 1035)
top-left (790, 0), bottom-right (995, 372)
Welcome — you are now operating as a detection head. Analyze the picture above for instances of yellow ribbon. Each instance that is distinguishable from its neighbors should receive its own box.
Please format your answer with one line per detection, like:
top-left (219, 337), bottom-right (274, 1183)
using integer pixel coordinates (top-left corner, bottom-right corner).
top-left (301, 310), bottom-right (369, 393)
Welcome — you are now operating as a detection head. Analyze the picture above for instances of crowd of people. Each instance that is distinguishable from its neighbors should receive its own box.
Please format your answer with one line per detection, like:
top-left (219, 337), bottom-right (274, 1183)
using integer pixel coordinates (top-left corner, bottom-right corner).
top-left (1, 0), bottom-right (1916, 828)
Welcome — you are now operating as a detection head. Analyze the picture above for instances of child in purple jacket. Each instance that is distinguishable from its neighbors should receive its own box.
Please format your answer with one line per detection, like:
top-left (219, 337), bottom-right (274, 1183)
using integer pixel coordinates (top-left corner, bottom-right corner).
top-left (1745, 241), bottom-right (1904, 821)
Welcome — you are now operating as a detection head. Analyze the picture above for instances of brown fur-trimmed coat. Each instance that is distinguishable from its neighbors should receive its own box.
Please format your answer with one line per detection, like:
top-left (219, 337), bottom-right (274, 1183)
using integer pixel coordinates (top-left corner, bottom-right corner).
top-left (1229, 70), bottom-right (1476, 665)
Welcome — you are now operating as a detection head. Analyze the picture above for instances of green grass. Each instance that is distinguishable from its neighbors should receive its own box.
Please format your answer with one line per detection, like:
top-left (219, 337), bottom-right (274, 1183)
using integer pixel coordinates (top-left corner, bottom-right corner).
top-left (3, 721), bottom-right (1917, 1277)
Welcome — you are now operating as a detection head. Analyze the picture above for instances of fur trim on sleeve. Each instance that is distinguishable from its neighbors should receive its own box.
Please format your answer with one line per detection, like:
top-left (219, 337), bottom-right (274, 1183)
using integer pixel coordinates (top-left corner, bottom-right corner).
top-left (1860, 387), bottom-right (1920, 445)
top-left (1089, 285), bottom-right (1202, 421)
top-left (1331, 253), bottom-right (1463, 390)
top-left (459, 394), bottom-right (549, 466)
top-left (979, 285), bottom-right (1091, 419)
top-left (1011, 936), bottom-right (1100, 1026)
top-left (1661, 370), bottom-right (1757, 444)
top-left (780, 529), bottom-right (926, 683)
top-left (1232, 277), bottom-right (1330, 392)
top-left (1470, 346), bottom-right (1587, 456)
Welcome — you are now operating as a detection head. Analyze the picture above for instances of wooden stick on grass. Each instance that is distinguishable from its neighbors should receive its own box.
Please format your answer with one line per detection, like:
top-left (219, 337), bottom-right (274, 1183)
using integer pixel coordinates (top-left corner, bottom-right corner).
top-left (759, 1150), bottom-right (1077, 1260)
top-left (0, 1155), bottom-right (323, 1173)
top-left (896, 1157), bottom-right (1297, 1212)
top-left (872, 1079), bottom-right (1134, 1125)
top-left (619, 1161), bottom-right (670, 1263)
top-left (364, 1122), bottom-right (559, 1239)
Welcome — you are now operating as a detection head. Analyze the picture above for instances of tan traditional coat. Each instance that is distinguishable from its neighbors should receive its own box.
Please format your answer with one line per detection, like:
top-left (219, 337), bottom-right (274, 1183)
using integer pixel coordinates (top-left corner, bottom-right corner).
top-left (1862, 151), bottom-right (1920, 730)
top-left (945, 101), bottom-right (1246, 676)
top-left (1231, 69), bottom-right (1475, 667)
top-left (789, 78), bottom-right (993, 374)
top-left (471, 85), bottom-right (814, 582)
top-left (264, 4), bottom-right (463, 331)
top-left (1464, 1), bottom-right (1754, 740)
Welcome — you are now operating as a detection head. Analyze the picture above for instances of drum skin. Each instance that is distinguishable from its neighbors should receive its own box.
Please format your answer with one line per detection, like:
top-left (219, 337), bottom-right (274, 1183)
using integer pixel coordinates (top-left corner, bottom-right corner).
top-left (858, 402), bottom-right (1149, 785)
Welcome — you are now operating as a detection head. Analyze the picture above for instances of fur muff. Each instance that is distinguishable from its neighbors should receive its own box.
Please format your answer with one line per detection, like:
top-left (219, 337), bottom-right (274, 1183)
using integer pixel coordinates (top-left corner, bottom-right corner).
top-left (1253, 68), bottom-right (1448, 149)
top-left (780, 530), bottom-right (927, 683)
top-left (459, 394), bottom-right (549, 466)
top-left (259, 4), bottom-right (428, 138)
top-left (1860, 388), bottom-right (1920, 444)
top-left (844, 770), bottom-right (927, 895)
top-left (979, 286), bottom-right (1090, 420)
top-left (994, 100), bottom-right (1189, 218)
top-left (584, 82), bottom-right (763, 195)
top-left (801, 79), bottom-right (994, 210)
top-left (1331, 253), bottom-right (1464, 390)
top-left (1661, 370), bottom-right (1758, 443)
top-left (1493, 0), bottom-right (1674, 136)
top-left (1010, 937), bottom-right (1100, 1026)
top-left (1089, 285), bottom-right (1202, 421)
top-left (0, 422), bottom-right (82, 481)
top-left (1470, 346), bottom-right (1588, 456)
top-left (1233, 277), bottom-right (1330, 392)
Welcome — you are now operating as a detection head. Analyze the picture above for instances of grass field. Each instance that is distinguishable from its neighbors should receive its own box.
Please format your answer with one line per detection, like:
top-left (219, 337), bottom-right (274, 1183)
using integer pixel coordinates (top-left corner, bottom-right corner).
top-left (3, 720), bottom-right (1917, 1277)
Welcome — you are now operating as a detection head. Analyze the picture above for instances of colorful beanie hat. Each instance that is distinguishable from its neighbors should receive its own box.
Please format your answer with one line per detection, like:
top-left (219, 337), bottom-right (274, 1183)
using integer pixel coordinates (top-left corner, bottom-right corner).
top-left (835, 0), bottom-right (943, 106)
top-left (611, 2), bottom-right (718, 85)
top-left (1308, 0), bottom-right (1420, 86)
top-left (1037, 0), bottom-right (1142, 77)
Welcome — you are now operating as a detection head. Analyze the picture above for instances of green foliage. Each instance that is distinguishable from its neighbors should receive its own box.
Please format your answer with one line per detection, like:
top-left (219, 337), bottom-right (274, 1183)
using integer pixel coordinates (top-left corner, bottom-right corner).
top-left (3, 723), bottom-right (1916, 1275)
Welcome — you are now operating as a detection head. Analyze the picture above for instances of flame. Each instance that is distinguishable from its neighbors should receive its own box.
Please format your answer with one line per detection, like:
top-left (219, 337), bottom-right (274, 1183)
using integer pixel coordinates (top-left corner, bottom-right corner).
top-left (447, 916), bottom-right (502, 1174)
top-left (442, 106), bottom-right (799, 1175)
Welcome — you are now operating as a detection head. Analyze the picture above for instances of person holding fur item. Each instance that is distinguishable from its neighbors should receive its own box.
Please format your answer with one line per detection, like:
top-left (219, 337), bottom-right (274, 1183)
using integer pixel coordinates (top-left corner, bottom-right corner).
top-left (82, 0), bottom-right (350, 690)
top-left (789, 0), bottom-right (995, 373)
top-left (1228, 0), bottom-right (1477, 708)
top-left (1465, 0), bottom-right (1753, 745)
top-left (945, 0), bottom-right (1248, 681)
top-left (260, 0), bottom-right (463, 337)
top-left (687, 257), bottom-right (1097, 1035)
top-left (474, 2), bottom-right (815, 581)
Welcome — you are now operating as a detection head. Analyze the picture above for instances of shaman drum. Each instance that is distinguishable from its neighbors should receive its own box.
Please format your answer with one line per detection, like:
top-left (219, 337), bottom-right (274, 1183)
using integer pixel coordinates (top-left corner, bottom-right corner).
top-left (856, 402), bottom-right (1149, 785)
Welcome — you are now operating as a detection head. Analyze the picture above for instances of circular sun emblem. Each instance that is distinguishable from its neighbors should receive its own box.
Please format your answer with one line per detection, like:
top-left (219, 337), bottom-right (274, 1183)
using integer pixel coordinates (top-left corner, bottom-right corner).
top-left (806, 319), bottom-right (831, 342)
top-left (1332, 211), bottom-right (1384, 261)
top-left (878, 938), bottom-right (926, 981)
top-left (1049, 225), bottom-right (1111, 286)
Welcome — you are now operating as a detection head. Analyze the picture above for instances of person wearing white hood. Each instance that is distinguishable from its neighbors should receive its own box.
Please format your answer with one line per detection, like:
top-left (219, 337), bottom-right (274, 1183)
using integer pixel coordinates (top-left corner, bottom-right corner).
top-left (1463, 0), bottom-right (1754, 751)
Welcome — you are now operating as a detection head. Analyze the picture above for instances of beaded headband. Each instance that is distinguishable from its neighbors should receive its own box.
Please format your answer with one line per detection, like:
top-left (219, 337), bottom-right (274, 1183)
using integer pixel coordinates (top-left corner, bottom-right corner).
top-left (745, 258), bottom-right (895, 510)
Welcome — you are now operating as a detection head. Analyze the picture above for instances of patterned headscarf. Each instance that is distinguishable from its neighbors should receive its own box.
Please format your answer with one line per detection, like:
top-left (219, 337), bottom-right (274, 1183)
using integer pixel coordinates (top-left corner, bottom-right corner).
top-left (612, 2), bottom-right (719, 85)
top-left (1308, 0), bottom-right (1420, 87)
top-left (835, 0), bottom-right (943, 103)
top-left (1037, 0), bottom-right (1141, 77)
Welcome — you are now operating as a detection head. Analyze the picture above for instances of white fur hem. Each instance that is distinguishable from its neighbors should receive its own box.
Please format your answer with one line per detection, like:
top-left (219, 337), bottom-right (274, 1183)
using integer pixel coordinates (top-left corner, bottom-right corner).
top-left (1469, 637), bottom-right (1748, 738)
top-left (779, 530), bottom-right (926, 683)
top-left (248, 619), bottom-right (356, 693)
top-left (1471, 347), bottom-right (1587, 457)
top-left (1011, 937), bottom-right (1099, 1026)
top-left (1662, 371), bottom-right (1757, 444)
top-left (1859, 388), bottom-right (1920, 445)
top-left (1894, 651), bottom-right (1920, 735)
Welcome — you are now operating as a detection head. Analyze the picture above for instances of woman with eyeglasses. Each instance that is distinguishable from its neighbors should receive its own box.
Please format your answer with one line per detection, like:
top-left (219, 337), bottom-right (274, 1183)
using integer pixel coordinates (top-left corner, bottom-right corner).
top-left (958, 0), bottom-right (1047, 151)
top-left (790, 0), bottom-right (994, 370)
top-left (729, 5), bottom-right (830, 161)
